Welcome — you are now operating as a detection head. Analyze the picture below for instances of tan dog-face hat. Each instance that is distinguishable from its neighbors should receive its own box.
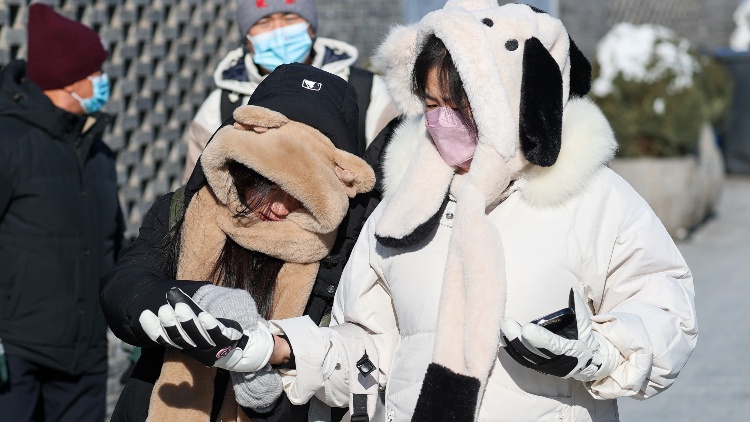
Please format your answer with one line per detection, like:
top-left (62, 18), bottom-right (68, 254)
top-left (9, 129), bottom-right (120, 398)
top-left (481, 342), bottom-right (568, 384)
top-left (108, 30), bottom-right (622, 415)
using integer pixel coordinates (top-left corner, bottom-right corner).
top-left (201, 105), bottom-right (375, 234)
top-left (200, 63), bottom-right (375, 235)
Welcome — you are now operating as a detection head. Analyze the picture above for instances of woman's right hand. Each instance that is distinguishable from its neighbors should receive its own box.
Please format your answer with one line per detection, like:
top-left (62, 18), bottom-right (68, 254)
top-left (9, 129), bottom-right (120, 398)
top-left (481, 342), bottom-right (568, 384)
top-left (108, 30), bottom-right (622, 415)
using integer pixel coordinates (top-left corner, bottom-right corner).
top-left (269, 334), bottom-right (292, 366)
top-left (138, 287), bottom-right (275, 372)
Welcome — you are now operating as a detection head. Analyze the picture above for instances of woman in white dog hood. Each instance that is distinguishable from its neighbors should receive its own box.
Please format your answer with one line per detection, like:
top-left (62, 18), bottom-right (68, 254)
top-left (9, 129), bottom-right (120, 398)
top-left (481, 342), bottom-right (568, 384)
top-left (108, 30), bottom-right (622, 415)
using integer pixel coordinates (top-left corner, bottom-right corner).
top-left (268, 2), bottom-right (697, 421)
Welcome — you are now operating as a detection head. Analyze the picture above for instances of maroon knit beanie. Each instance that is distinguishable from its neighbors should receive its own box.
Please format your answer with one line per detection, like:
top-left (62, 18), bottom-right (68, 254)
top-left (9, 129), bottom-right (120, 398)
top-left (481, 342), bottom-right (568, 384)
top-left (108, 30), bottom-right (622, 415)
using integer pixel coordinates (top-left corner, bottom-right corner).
top-left (26, 3), bottom-right (108, 91)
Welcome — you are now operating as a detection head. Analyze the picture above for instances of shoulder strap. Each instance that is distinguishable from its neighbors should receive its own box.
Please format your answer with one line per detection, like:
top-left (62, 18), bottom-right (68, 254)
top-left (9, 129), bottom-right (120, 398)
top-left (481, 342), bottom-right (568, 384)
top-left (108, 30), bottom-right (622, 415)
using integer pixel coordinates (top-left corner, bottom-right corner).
top-left (219, 89), bottom-right (243, 124)
top-left (169, 186), bottom-right (187, 234)
top-left (348, 67), bottom-right (374, 155)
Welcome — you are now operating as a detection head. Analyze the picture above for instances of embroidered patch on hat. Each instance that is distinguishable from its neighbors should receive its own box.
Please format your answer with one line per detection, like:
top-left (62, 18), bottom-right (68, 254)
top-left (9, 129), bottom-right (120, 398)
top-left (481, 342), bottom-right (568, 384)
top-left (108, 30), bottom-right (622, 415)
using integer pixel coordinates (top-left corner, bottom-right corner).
top-left (302, 79), bottom-right (322, 91)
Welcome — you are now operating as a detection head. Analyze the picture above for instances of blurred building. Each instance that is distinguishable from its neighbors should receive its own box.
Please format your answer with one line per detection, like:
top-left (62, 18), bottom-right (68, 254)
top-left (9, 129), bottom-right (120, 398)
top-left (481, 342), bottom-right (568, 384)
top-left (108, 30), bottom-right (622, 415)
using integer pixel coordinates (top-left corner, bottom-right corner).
top-left (0, 0), bottom-right (742, 415)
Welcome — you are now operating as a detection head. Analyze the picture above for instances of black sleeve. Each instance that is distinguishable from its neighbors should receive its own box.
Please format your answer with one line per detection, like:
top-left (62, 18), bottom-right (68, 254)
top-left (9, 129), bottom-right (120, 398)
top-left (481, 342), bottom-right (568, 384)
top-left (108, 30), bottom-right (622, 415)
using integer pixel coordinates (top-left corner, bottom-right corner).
top-left (113, 198), bottom-right (127, 261)
top-left (305, 116), bottom-right (404, 323)
top-left (99, 192), bottom-right (210, 346)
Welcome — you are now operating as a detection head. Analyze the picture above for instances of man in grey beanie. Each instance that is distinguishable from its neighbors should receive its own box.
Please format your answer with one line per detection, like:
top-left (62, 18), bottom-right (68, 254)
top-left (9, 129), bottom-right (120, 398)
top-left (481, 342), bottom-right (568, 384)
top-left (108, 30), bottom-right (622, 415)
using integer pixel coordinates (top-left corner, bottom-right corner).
top-left (183, 0), bottom-right (399, 183)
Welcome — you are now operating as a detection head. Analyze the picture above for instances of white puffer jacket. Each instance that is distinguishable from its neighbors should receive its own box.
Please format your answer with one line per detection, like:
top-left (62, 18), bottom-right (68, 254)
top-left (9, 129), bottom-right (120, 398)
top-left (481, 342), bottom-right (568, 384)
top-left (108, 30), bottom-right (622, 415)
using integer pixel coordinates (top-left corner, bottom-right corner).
top-left (272, 98), bottom-right (697, 422)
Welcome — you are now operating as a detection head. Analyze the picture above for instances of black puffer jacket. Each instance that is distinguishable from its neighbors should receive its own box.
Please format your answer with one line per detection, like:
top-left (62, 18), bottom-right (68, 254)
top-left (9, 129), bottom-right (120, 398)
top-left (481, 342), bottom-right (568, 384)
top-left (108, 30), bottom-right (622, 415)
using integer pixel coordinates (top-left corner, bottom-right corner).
top-left (0, 60), bottom-right (124, 375)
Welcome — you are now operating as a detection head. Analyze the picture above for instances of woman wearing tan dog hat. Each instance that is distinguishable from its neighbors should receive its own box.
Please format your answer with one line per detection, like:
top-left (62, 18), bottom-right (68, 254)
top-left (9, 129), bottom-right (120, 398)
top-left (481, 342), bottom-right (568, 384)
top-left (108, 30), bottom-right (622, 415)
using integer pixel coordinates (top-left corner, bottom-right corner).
top-left (100, 63), bottom-right (375, 421)
top-left (265, 1), bottom-right (698, 421)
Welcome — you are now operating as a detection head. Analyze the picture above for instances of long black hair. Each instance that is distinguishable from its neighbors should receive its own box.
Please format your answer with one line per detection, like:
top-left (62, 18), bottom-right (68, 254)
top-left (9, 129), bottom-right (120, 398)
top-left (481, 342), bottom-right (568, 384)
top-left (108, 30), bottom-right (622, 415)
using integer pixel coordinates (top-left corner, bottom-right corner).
top-left (166, 161), bottom-right (285, 319)
top-left (412, 34), bottom-right (478, 138)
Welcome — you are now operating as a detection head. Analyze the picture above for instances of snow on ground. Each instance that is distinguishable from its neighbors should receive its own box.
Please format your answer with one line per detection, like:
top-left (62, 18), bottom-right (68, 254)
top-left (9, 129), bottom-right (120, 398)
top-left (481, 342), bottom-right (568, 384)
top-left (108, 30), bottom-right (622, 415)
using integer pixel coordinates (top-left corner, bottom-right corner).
top-left (730, 0), bottom-right (750, 51)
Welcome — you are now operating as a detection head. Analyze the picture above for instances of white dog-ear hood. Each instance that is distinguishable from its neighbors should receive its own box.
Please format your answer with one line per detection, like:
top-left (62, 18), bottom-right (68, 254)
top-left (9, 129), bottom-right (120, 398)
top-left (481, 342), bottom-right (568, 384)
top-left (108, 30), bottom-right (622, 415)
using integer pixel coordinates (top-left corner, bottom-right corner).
top-left (372, 0), bottom-right (615, 246)
top-left (369, 2), bottom-right (618, 420)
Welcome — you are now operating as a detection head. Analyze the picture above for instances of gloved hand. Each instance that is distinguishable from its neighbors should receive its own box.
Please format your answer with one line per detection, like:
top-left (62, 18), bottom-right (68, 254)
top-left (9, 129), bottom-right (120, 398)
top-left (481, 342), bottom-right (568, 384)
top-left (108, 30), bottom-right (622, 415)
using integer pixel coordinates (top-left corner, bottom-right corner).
top-left (499, 289), bottom-right (621, 382)
top-left (138, 286), bottom-right (274, 372)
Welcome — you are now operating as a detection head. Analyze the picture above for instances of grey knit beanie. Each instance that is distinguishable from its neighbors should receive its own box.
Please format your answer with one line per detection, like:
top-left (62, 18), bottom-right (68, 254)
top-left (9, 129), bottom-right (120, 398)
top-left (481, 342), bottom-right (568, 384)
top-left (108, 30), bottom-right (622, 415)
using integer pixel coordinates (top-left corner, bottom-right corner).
top-left (236, 0), bottom-right (318, 37)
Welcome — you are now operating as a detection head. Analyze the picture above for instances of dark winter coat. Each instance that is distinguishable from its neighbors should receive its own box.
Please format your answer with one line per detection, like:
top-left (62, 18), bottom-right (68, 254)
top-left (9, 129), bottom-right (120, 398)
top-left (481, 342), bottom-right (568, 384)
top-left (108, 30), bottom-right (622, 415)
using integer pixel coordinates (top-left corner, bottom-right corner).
top-left (0, 60), bottom-right (124, 375)
top-left (100, 114), bottom-right (401, 422)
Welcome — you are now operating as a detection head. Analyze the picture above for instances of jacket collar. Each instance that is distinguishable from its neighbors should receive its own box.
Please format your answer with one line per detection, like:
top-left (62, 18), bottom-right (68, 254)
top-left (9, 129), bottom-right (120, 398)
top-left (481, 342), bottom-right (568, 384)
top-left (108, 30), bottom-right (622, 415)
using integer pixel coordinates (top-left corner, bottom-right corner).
top-left (0, 60), bottom-right (108, 144)
top-left (212, 37), bottom-right (360, 96)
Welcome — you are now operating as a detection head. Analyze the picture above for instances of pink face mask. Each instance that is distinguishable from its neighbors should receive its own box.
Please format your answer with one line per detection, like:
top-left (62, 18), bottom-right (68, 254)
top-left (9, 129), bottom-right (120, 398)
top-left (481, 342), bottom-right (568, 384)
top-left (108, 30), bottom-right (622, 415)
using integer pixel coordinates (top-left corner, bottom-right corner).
top-left (425, 107), bottom-right (477, 168)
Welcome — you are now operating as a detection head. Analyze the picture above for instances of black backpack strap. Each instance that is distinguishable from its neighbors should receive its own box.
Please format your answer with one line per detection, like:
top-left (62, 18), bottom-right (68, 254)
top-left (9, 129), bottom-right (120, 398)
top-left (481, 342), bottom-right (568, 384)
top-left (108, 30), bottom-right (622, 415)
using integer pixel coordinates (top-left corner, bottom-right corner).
top-left (169, 186), bottom-right (187, 234)
top-left (220, 89), bottom-right (244, 124)
top-left (348, 67), bottom-right (374, 155)
top-left (303, 116), bottom-right (403, 327)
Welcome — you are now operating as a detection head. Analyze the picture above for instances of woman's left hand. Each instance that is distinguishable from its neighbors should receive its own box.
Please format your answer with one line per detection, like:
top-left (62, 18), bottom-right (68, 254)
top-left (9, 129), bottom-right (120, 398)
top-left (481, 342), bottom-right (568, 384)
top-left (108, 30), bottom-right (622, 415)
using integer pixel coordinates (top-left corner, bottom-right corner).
top-left (499, 289), bottom-right (622, 382)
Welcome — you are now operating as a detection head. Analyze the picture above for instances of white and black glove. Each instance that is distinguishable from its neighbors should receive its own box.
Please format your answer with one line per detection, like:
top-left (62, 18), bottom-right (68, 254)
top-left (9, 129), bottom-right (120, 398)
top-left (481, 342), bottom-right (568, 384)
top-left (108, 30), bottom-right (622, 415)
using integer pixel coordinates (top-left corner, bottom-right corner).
top-left (138, 286), bottom-right (274, 373)
top-left (499, 289), bottom-right (621, 382)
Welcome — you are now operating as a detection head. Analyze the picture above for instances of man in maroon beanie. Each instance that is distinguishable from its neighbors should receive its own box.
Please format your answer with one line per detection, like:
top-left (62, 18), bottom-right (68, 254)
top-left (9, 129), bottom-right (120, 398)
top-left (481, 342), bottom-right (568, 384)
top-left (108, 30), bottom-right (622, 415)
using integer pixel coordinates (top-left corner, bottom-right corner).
top-left (0, 3), bottom-right (124, 421)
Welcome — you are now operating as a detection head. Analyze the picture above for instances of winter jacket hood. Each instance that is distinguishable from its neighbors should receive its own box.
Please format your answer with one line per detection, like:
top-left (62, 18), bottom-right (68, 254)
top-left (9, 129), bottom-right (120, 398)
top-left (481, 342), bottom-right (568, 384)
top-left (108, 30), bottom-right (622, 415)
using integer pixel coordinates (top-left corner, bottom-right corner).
top-left (0, 60), bottom-right (96, 141)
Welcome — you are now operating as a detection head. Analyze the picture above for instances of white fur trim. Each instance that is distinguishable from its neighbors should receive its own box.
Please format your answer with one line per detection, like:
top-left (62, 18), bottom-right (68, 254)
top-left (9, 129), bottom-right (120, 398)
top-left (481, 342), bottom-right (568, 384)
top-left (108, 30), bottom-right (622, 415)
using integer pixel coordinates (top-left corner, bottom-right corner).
top-left (382, 97), bottom-right (616, 210)
top-left (521, 97), bottom-right (617, 207)
top-left (381, 116), bottom-right (423, 199)
top-left (372, 24), bottom-right (422, 117)
top-left (375, 134), bottom-right (454, 240)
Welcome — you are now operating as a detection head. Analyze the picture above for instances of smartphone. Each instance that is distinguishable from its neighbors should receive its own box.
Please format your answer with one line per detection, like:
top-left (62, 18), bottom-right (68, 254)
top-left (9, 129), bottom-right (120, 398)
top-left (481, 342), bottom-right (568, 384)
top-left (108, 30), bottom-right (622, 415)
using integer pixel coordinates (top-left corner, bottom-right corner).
top-left (530, 307), bottom-right (576, 338)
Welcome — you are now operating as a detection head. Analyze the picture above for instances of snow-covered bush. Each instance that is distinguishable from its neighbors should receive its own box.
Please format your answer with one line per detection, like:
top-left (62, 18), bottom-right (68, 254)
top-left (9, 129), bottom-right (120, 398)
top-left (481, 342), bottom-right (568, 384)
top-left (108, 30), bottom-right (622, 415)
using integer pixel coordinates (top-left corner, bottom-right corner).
top-left (592, 23), bottom-right (732, 158)
top-left (730, 0), bottom-right (750, 51)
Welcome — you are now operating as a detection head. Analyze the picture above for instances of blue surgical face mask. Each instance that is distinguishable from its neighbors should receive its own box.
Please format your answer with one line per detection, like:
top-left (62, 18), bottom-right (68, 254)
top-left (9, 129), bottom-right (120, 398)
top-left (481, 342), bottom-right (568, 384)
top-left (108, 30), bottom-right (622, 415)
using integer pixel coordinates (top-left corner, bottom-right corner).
top-left (247, 22), bottom-right (313, 73)
top-left (71, 73), bottom-right (110, 114)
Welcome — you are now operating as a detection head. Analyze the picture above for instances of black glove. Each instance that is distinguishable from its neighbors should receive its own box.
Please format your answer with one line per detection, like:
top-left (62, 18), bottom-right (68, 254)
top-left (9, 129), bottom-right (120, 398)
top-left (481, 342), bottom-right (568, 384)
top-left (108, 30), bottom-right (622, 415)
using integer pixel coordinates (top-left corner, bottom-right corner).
top-left (499, 289), bottom-right (621, 382)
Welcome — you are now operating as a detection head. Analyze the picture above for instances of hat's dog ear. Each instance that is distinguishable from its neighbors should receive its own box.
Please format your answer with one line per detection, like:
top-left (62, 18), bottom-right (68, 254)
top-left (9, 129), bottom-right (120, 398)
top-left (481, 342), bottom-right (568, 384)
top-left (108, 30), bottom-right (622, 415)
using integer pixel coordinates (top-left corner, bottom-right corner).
top-left (520, 37), bottom-right (563, 168)
top-left (519, 35), bottom-right (592, 167)
top-left (568, 36), bottom-right (592, 99)
top-left (333, 149), bottom-right (376, 198)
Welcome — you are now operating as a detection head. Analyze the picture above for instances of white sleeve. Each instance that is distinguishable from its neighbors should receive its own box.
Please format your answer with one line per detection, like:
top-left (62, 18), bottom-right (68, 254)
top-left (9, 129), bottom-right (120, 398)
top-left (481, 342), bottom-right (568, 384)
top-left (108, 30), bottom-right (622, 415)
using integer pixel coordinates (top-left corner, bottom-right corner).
top-left (182, 90), bottom-right (223, 183)
top-left (271, 209), bottom-right (400, 407)
top-left (580, 178), bottom-right (697, 400)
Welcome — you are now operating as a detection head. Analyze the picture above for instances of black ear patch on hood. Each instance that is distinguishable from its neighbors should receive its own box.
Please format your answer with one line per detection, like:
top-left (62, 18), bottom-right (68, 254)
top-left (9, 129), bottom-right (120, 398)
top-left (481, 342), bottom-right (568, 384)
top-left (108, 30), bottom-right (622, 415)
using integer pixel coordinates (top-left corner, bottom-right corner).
top-left (519, 37), bottom-right (563, 168)
top-left (376, 194), bottom-right (450, 248)
top-left (568, 36), bottom-right (592, 99)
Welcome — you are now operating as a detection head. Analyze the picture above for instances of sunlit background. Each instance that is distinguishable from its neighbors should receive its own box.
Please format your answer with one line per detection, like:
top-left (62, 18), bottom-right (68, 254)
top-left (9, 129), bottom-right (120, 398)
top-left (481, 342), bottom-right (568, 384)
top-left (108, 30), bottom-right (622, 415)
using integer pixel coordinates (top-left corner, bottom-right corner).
top-left (1, 1), bottom-right (749, 420)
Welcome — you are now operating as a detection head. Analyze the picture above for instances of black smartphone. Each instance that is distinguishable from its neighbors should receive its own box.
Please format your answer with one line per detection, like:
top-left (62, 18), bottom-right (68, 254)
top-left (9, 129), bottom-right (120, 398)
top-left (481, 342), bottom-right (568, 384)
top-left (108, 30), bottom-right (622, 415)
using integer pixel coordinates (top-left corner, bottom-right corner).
top-left (530, 307), bottom-right (576, 338)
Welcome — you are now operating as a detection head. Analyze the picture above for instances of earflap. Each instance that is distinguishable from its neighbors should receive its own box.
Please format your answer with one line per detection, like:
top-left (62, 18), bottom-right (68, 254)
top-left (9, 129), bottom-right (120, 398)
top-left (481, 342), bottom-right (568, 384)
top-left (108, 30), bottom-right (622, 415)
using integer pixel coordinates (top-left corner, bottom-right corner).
top-left (519, 37), bottom-right (563, 167)
top-left (567, 36), bottom-right (592, 99)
